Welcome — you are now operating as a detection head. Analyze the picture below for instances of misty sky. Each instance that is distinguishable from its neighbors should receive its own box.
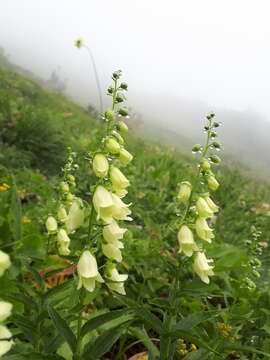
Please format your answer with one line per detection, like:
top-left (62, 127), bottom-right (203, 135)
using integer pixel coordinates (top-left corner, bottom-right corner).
top-left (1, 0), bottom-right (270, 120)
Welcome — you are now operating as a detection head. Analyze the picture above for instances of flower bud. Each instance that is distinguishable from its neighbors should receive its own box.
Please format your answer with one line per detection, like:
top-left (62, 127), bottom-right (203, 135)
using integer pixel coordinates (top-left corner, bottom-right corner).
top-left (107, 86), bottom-right (114, 94)
top-left (207, 175), bottom-right (219, 191)
top-left (209, 155), bottom-right (221, 164)
top-left (106, 137), bottom-right (120, 154)
top-left (93, 186), bottom-right (115, 222)
top-left (177, 181), bottom-right (192, 202)
top-left (212, 142), bottom-right (221, 149)
top-left (106, 263), bottom-right (128, 295)
top-left (0, 251), bottom-right (11, 277)
top-left (112, 71), bottom-right (121, 80)
top-left (120, 82), bottom-right (128, 90)
top-left (213, 122), bottom-right (220, 128)
top-left (0, 325), bottom-right (13, 357)
top-left (196, 197), bottom-right (214, 218)
top-left (105, 110), bottom-right (115, 121)
top-left (103, 219), bottom-right (127, 242)
top-left (57, 206), bottom-right (68, 222)
top-left (45, 216), bottom-right (58, 233)
top-left (177, 225), bottom-right (198, 257)
top-left (192, 144), bottom-right (202, 153)
top-left (93, 154), bottom-right (109, 178)
top-left (210, 132), bottom-right (217, 138)
top-left (57, 229), bottom-right (71, 255)
top-left (116, 94), bottom-right (124, 103)
top-left (201, 158), bottom-right (211, 171)
top-left (110, 167), bottom-right (130, 190)
top-left (74, 38), bottom-right (83, 48)
top-left (118, 121), bottom-right (128, 134)
top-left (66, 193), bottom-right (75, 203)
top-left (119, 148), bottom-right (133, 164)
top-left (193, 252), bottom-right (214, 284)
top-left (118, 108), bottom-right (129, 117)
top-left (77, 250), bottom-right (104, 292)
top-left (0, 301), bottom-right (12, 322)
top-left (59, 182), bottom-right (69, 193)
top-left (195, 218), bottom-right (214, 243)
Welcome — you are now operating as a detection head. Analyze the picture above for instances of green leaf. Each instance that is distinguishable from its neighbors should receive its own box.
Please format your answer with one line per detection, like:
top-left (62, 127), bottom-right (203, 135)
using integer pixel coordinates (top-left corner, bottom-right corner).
top-left (129, 327), bottom-right (160, 359)
top-left (81, 309), bottom-right (132, 337)
top-left (222, 344), bottom-right (270, 358)
top-left (183, 349), bottom-right (209, 360)
top-left (19, 234), bottom-right (45, 260)
top-left (83, 320), bottom-right (131, 359)
top-left (0, 291), bottom-right (37, 310)
top-left (171, 311), bottom-right (220, 333)
top-left (47, 304), bottom-right (76, 353)
top-left (43, 279), bottom-right (73, 301)
top-left (9, 178), bottom-right (22, 241)
top-left (12, 314), bottom-right (37, 345)
top-left (24, 263), bottom-right (43, 287)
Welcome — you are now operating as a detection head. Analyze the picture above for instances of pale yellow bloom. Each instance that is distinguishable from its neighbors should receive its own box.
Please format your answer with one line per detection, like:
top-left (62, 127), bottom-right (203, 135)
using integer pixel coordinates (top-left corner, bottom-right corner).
top-left (0, 325), bottom-right (13, 357)
top-left (0, 251), bottom-right (11, 277)
top-left (66, 198), bottom-right (84, 233)
top-left (0, 301), bottom-right (12, 321)
top-left (77, 250), bottom-right (104, 292)
top-left (103, 220), bottom-right (127, 242)
top-left (119, 148), bottom-right (133, 164)
top-left (207, 175), bottom-right (219, 191)
top-left (177, 225), bottom-right (198, 257)
top-left (93, 186), bottom-right (115, 222)
top-left (196, 197), bottom-right (213, 218)
top-left (45, 216), bottom-right (58, 233)
top-left (93, 154), bottom-right (109, 178)
top-left (193, 252), bottom-right (214, 284)
top-left (196, 218), bottom-right (214, 243)
top-left (110, 166), bottom-right (130, 190)
top-left (177, 182), bottom-right (192, 202)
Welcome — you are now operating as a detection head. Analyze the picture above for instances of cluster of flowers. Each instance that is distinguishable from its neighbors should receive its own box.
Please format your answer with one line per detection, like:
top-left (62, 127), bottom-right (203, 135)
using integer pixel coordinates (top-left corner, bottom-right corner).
top-left (45, 71), bottom-right (132, 295)
top-left (177, 114), bottom-right (221, 284)
top-left (0, 250), bottom-right (13, 356)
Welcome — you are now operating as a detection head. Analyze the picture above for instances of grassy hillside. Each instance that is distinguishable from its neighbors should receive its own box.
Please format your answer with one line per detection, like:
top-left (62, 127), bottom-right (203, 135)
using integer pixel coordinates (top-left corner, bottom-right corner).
top-left (1, 65), bottom-right (270, 359)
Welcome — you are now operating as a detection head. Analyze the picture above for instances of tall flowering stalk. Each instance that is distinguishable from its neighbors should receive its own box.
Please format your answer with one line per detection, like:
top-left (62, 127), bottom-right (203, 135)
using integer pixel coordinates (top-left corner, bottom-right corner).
top-left (176, 113), bottom-right (222, 283)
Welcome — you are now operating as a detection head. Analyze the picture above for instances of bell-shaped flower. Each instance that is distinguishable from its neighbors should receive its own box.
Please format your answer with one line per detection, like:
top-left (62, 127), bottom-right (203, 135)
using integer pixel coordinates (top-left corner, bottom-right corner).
top-left (93, 186), bottom-right (115, 222)
top-left (45, 216), bottom-right (58, 233)
top-left (193, 252), bottom-right (214, 284)
top-left (110, 166), bottom-right (130, 191)
top-left (77, 250), bottom-right (104, 292)
top-left (103, 220), bottom-right (127, 242)
top-left (205, 196), bottom-right (219, 213)
top-left (0, 251), bottom-right (11, 277)
top-left (195, 218), bottom-right (214, 243)
top-left (93, 154), bottom-right (109, 178)
top-left (207, 175), bottom-right (219, 191)
top-left (119, 148), bottom-right (133, 164)
top-left (177, 225), bottom-right (198, 257)
top-left (57, 206), bottom-right (68, 222)
top-left (66, 198), bottom-right (84, 233)
top-left (57, 229), bottom-right (71, 255)
top-left (106, 264), bottom-right (128, 295)
top-left (178, 181), bottom-right (192, 202)
top-left (0, 325), bottom-right (13, 357)
top-left (106, 137), bottom-right (120, 154)
top-left (111, 193), bottom-right (132, 221)
top-left (113, 188), bottom-right (128, 198)
top-left (0, 301), bottom-right (12, 322)
top-left (102, 242), bottom-right (123, 262)
top-left (196, 197), bottom-right (213, 218)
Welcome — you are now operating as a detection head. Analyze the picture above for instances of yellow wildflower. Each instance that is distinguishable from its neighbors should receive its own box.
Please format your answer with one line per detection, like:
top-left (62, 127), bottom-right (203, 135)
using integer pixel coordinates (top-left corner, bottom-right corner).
top-left (190, 344), bottom-right (197, 350)
top-left (0, 183), bottom-right (10, 191)
top-left (22, 216), bottom-right (31, 224)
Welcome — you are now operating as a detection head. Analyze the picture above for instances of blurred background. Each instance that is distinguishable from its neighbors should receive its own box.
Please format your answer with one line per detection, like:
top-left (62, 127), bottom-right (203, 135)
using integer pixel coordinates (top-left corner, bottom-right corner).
top-left (1, 0), bottom-right (270, 176)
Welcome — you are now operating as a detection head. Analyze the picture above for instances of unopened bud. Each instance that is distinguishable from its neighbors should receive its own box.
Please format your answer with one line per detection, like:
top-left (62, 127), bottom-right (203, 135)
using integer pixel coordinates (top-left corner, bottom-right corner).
top-left (212, 142), bottom-right (221, 149)
top-left (209, 155), bottom-right (221, 164)
top-left (119, 148), bottom-right (133, 164)
top-left (114, 133), bottom-right (124, 145)
top-left (120, 82), bottom-right (128, 90)
top-left (118, 121), bottom-right (128, 134)
top-left (192, 144), bottom-right (202, 153)
top-left (105, 110), bottom-right (115, 121)
top-left (107, 86), bottom-right (114, 94)
top-left (66, 193), bottom-right (74, 203)
top-left (213, 122), bottom-right (220, 128)
top-left (118, 108), bottom-right (129, 117)
top-left (210, 132), bottom-right (217, 138)
top-left (201, 158), bottom-right (211, 171)
top-left (46, 216), bottom-right (58, 233)
top-left (116, 94), bottom-right (124, 103)
top-left (59, 182), bottom-right (69, 193)
top-left (112, 70), bottom-right (121, 80)
top-left (207, 175), bottom-right (219, 191)
top-left (177, 181), bottom-right (192, 202)
top-left (67, 175), bottom-right (75, 184)
top-left (106, 137), bottom-right (120, 154)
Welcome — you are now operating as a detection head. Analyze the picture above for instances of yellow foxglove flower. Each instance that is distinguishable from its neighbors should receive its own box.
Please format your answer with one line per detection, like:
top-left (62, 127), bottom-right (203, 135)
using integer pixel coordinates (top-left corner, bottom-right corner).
top-left (195, 218), bottom-right (214, 243)
top-left (0, 325), bottom-right (13, 357)
top-left (0, 251), bottom-right (11, 277)
top-left (111, 193), bottom-right (132, 221)
top-left (66, 198), bottom-right (84, 233)
top-left (45, 216), bottom-right (58, 233)
top-left (177, 225), bottom-right (198, 257)
top-left (177, 181), bottom-right (192, 202)
top-left (93, 154), bottom-right (109, 178)
top-left (102, 243), bottom-right (123, 262)
top-left (57, 206), bottom-right (68, 222)
top-left (106, 137), bottom-right (120, 154)
top-left (207, 175), bottom-right (219, 191)
top-left (0, 301), bottom-right (12, 321)
top-left (113, 188), bottom-right (128, 198)
top-left (110, 166), bottom-right (130, 190)
top-left (57, 229), bottom-right (71, 255)
top-left (103, 220), bottom-right (127, 242)
top-left (119, 148), bottom-right (133, 164)
top-left (93, 186), bottom-right (115, 222)
top-left (106, 264), bottom-right (128, 295)
top-left (193, 252), bottom-right (214, 284)
top-left (205, 197), bottom-right (219, 213)
top-left (77, 250), bottom-right (104, 292)
top-left (196, 197), bottom-right (213, 218)
top-left (107, 282), bottom-right (126, 295)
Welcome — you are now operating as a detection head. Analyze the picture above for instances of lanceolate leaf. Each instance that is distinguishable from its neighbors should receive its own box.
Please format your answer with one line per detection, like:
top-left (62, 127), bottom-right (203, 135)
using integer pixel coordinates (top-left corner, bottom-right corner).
top-left (171, 310), bottom-right (220, 333)
top-left (9, 177), bottom-right (22, 241)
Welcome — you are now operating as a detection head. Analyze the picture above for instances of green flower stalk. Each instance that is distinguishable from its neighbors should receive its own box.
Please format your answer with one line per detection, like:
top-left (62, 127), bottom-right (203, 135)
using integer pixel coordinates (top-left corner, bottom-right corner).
top-left (176, 113), bottom-right (222, 283)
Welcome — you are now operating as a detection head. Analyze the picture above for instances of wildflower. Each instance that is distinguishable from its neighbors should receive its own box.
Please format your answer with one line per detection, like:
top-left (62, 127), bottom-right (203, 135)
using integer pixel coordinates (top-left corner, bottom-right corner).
top-left (177, 181), bottom-right (192, 202)
top-left (57, 229), bottom-right (71, 255)
top-left (45, 216), bottom-right (58, 233)
top-left (103, 219), bottom-right (127, 242)
top-left (195, 218), bottom-right (214, 243)
top-left (177, 225), bottom-right (198, 257)
top-left (110, 166), bottom-right (130, 191)
top-left (119, 148), bottom-right (133, 164)
top-left (0, 183), bottom-right (10, 191)
top-left (190, 344), bottom-right (197, 350)
top-left (207, 175), bottom-right (219, 191)
top-left (93, 154), bottom-right (109, 178)
top-left (196, 197), bottom-right (213, 218)
top-left (201, 158), bottom-right (211, 171)
top-left (74, 38), bottom-right (83, 48)
top-left (0, 325), bottom-right (13, 357)
top-left (0, 251), bottom-right (11, 277)
top-left (111, 193), bottom-right (132, 221)
top-left (193, 252), bottom-right (214, 284)
top-left (59, 182), bottom-right (69, 193)
top-left (66, 198), bottom-right (84, 233)
top-left (102, 243), bottom-right (123, 262)
top-left (22, 216), bottom-right (31, 223)
top-left (93, 186), bottom-right (115, 222)
top-left (118, 121), bottom-right (128, 134)
top-left (106, 264), bottom-right (128, 295)
top-left (205, 196), bottom-right (219, 213)
top-left (77, 250), bottom-right (104, 292)
top-left (57, 206), bottom-right (68, 222)
top-left (106, 137), bottom-right (120, 154)
top-left (0, 301), bottom-right (12, 322)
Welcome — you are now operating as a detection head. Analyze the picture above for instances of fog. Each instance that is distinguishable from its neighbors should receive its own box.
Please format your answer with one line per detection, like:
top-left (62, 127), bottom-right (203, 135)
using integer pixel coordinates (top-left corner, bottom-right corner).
top-left (1, 0), bottom-right (270, 173)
